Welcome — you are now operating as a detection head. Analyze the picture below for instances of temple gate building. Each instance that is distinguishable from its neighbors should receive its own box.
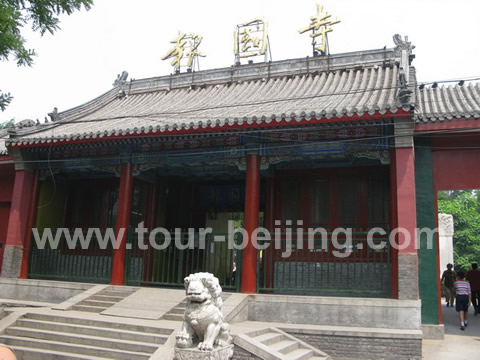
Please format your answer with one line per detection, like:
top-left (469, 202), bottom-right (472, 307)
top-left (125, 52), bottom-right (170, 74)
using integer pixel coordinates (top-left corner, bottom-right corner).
top-left (1, 34), bottom-right (480, 356)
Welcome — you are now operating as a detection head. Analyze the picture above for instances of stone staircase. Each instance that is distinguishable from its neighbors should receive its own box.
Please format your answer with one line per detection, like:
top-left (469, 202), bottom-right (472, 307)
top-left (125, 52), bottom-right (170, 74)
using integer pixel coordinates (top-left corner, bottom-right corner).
top-left (235, 328), bottom-right (331, 360)
top-left (0, 312), bottom-right (173, 359)
top-left (70, 286), bottom-right (137, 313)
top-left (162, 299), bottom-right (187, 321)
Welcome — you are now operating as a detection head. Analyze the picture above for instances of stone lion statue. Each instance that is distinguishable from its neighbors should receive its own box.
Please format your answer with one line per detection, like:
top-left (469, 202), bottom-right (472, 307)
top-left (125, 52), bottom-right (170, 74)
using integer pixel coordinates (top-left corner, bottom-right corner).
top-left (175, 272), bottom-right (233, 351)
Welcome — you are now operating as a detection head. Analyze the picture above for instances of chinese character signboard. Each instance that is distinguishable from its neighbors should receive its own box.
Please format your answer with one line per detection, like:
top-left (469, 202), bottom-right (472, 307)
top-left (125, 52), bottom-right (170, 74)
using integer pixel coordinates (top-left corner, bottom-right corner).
top-left (234, 19), bottom-right (270, 64)
top-left (299, 4), bottom-right (340, 55)
top-left (162, 32), bottom-right (206, 72)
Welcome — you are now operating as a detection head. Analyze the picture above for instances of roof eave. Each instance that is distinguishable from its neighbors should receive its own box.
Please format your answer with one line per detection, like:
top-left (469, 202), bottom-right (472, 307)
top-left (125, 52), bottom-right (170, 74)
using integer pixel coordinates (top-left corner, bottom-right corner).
top-left (7, 109), bottom-right (411, 150)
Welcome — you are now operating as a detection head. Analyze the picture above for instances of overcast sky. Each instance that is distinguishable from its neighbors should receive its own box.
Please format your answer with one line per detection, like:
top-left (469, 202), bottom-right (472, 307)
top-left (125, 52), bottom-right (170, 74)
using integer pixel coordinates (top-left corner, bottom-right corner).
top-left (1, 0), bottom-right (479, 122)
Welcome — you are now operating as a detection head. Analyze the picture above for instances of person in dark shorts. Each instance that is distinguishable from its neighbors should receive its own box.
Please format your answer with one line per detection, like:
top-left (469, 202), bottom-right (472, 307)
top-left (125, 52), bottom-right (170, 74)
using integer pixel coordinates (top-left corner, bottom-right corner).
top-left (454, 271), bottom-right (472, 330)
top-left (466, 263), bottom-right (480, 316)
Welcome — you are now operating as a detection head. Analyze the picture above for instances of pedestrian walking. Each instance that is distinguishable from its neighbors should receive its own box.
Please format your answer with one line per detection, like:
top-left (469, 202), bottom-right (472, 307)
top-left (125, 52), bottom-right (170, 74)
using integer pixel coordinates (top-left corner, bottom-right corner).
top-left (454, 271), bottom-right (472, 330)
top-left (466, 263), bottom-right (480, 316)
top-left (441, 263), bottom-right (456, 307)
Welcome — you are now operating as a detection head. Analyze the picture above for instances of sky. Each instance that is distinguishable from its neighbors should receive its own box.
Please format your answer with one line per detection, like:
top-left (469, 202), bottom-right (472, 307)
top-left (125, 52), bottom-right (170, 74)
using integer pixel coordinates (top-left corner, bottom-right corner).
top-left (1, 0), bottom-right (479, 122)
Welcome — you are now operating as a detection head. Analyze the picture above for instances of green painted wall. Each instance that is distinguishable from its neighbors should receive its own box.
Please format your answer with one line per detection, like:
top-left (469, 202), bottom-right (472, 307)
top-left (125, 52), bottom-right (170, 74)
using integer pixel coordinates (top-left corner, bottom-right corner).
top-left (35, 177), bottom-right (68, 230)
top-left (415, 137), bottom-right (440, 324)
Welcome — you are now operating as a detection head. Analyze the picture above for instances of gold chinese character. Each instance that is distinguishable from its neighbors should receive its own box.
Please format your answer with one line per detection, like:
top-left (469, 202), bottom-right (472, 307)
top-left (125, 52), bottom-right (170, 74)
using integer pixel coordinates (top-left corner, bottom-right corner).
top-left (162, 32), bottom-right (187, 70)
top-left (299, 4), bottom-right (340, 54)
top-left (186, 33), bottom-right (206, 68)
top-left (162, 32), bottom-right (206, 71)
top-left (234, 19), bottom-right (268, 59)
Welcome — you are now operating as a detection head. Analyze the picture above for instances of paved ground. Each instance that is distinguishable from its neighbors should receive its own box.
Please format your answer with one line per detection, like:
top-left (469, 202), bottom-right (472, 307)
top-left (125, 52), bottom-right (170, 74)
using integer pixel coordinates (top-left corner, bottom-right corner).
top-left (423, 303), bottom-right (480, 360)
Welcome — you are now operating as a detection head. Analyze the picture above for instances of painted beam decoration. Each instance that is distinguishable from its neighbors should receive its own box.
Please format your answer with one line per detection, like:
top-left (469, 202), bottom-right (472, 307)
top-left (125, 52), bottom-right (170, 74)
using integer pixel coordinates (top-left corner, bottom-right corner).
top-left (299, 4), bottom-right (340, 55)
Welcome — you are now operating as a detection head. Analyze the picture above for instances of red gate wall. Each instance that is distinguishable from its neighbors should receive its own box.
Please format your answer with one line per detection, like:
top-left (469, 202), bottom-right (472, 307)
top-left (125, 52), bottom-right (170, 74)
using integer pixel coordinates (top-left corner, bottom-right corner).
top-left (0, 162), bottom-right (15, 273)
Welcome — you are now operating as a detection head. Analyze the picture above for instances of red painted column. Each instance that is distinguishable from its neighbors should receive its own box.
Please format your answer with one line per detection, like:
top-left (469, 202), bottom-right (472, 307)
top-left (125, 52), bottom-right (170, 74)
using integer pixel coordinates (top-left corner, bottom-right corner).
top-left (19, 169), bottom-right (40, 279)
top-left (241, 154), bottom-right (260, 293)
top-left (391, 146), bottom-right (419, 300)
top-left (389, 149), bottom-right (399, 299)
top-left (111, 162), bottom-right (134, 285)
top-left (393, 147), bottom-right (417, 253)
top-left (1, 169), bottom-right (37, 277)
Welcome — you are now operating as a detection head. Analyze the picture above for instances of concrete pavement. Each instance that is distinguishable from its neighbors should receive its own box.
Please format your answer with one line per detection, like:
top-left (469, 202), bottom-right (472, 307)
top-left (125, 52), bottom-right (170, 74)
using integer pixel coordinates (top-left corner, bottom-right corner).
top-left (422, 303), bottom-right (480, 360)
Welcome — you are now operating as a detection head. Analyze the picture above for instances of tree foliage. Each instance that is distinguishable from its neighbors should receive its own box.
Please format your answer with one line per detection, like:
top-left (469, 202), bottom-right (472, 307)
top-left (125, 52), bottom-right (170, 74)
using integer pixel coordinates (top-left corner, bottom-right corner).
top-left (0, 118), bottom-right (14, 128)
top-left (438, 190), bottom-right (480, 272)
top-left (0, 0), bottom-right (93, 110)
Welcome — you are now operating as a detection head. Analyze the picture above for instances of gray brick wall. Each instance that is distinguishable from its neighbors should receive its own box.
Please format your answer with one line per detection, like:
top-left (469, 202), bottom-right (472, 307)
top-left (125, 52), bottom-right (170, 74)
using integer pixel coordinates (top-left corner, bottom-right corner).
top-left (1, 245), bottom-right (23, 278)
top-left (273, 262), bottom-right (390, 297)
top-left (398, 252), bottom-right (419, 300)
top-left (288, 332), bottom-right (421, 360)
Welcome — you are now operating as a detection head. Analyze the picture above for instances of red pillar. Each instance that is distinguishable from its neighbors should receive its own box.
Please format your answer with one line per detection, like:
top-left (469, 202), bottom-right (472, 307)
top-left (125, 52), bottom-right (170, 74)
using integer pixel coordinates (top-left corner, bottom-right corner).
top-left (111, 162), bottom-right (133, 285)
top-left (389, 149), bottom-right (399, 299)
top-left (393, 147), bottom-right (417, 253)
top-left (241, 154), bottom-right (260, 293)
top-left (1, 169), bottom-right (37, 277)
top-left (20, 169), bottom-right (40, 279)
top-left (391, 147), bottom-right (418, 300)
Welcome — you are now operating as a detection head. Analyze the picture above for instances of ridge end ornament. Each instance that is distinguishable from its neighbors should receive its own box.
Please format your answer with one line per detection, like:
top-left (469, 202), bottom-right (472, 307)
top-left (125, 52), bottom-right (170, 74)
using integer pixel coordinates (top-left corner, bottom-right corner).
top-left (299, 4), bottom-right (341, 56)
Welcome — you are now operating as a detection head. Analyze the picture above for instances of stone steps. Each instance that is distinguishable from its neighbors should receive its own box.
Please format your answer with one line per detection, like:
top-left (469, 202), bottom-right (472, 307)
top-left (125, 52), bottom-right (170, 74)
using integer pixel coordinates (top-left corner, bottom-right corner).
top-left (70, 286), bottom-right (137, 313)
top-left (8, 346), bottom-right (113, 360)
top-left (235, 327), bottom-right (331, 360)
top-left (162, 301), bottom-right (186, 322)
top-left (4, 328), bottom-right (159, 353)
top-left (2, 336), bottom-right (152, 360)
top-left (12, 319), bottom-right (169, 344)
top-left (162, 313), bottom-right (184, 321)
top-left (25, 312), bottom-right (172, 334)
top-left (0, 311), bottom-right (173, 360)
top-left (70, 304), bottom-right (106, 313)
top-left (90, 294), bottom-right (125, 302)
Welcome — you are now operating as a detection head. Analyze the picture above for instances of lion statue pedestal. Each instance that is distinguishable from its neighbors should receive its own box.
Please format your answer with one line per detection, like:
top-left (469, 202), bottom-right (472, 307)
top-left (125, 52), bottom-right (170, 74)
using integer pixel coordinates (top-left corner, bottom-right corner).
top-left (174, 346), bottom-right (233, 360)
top-left (174, 273), bottom-right (233, 360)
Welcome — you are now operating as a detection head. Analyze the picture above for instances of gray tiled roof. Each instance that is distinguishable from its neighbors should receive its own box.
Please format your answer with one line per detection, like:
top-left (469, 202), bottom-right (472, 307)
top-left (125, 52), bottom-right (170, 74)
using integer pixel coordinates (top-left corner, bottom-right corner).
top-left (0, 129), bottom-right (8, 154)
top-left (7, 47), bottom-right (413, 147)
top-left (415, 83), bottom-right (480, 123)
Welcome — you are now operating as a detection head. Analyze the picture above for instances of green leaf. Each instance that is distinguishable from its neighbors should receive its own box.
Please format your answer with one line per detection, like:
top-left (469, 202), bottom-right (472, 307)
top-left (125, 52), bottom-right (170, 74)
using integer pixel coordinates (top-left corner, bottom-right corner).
top-left (0, 0), bottom-right (93, 110)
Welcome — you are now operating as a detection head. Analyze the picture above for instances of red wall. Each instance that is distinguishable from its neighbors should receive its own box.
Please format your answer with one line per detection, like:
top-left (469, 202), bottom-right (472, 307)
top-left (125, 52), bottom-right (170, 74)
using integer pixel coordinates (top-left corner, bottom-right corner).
top-left (0, 161), bottom-right (15, 272)
top-left (433, 134), bottom-right (480, 190)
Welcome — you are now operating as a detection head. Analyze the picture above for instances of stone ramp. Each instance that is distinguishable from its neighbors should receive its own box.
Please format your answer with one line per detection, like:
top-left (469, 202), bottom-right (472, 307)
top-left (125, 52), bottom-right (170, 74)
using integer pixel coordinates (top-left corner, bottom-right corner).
top-left (235, 327), bottom-right (331, 360)
top-left (0, 310), bottom-right (174, 360)
top-left (101, 288), bottom-right (186, 320)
